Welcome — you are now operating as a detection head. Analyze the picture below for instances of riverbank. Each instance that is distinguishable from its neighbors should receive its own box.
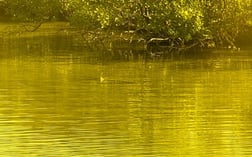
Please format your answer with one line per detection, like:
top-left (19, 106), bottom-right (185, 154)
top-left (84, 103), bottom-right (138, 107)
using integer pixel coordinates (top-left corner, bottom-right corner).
top-left (0, 22), bottom-right (147, 51)
top-left (0, 22), bottom-right (72, 37)
top-left (0, 22), bottom-right (251, 53)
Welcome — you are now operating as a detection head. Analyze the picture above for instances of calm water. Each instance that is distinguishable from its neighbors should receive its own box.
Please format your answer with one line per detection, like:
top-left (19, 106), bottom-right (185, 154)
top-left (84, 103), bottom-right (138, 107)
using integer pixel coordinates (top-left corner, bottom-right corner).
top-left (0, 35), bottom-right (252, 157)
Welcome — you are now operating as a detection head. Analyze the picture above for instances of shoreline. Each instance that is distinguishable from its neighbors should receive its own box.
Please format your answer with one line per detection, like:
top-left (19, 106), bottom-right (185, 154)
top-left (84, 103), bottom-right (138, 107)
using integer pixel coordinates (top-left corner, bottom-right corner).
top-left (0, 22), bottom-right (251, 52)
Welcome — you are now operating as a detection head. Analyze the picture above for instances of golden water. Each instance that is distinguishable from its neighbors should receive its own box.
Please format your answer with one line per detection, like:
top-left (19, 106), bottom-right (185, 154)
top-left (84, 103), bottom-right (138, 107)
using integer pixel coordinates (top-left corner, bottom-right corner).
top-left (0, 36), bottom-right (252, 156)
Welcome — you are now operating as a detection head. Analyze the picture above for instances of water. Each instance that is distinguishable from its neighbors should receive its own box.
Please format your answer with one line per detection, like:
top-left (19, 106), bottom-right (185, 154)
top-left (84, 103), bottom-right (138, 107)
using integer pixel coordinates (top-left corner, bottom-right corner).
top-left (0, 35), bottom-right (252, 157)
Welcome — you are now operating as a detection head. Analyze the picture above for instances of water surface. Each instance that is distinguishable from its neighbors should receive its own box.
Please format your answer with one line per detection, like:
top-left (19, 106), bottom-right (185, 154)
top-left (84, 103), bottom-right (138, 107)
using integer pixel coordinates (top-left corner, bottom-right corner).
top-left (0, 35), bottom-right (252, 156)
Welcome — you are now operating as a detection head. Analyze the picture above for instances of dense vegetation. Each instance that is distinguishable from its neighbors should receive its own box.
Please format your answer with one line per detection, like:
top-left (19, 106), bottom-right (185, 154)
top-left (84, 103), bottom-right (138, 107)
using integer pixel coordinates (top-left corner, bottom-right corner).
top-left (0, 0), bottom-right (251, 49)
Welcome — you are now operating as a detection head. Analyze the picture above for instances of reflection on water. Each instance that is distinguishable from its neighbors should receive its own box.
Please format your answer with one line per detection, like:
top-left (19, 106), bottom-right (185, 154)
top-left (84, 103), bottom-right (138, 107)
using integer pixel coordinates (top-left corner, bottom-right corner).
top-left (0, 36), bottom-right (252, 156)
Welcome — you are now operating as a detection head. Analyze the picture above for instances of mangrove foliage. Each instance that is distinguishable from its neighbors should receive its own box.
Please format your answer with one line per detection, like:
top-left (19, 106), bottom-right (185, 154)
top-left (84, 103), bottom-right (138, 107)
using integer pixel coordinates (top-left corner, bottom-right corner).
top-left (0, 0), bottom-right (251, 50)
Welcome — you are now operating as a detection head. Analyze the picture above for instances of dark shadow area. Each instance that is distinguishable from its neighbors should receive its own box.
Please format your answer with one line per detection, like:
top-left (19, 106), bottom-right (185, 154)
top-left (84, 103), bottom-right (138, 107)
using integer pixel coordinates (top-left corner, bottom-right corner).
top-left (236, 25), bottom-right (252, 49)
